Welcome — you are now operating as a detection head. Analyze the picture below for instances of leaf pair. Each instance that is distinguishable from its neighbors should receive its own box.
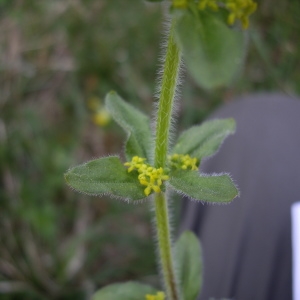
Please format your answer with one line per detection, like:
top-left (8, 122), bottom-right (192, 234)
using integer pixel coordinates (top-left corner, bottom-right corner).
top-left (65, 92), bottom-right (238, 202)
top-left (91, 231), bottom-right (202, 300)
top-left (169, 117), bottom-right (238, 202)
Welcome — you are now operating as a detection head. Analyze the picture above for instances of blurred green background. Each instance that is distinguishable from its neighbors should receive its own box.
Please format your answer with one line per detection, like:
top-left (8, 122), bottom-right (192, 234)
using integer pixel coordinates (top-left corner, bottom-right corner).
top-left (0, 0), bottom-right (299, 299)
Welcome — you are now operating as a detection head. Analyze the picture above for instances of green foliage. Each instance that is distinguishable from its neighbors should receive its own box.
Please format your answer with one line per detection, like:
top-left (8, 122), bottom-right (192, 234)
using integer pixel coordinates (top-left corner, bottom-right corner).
top-left (65, 156), bottom-right (146, 201)
top-left (169, 170), bottom-right (238, 203)
top-left (2, 0), bottom-right (299, 298)
top-left (105, 92), bottom-right (153, 161)
top-left (66, 93), bottom-right (238, 202)
top-left (172, 119), bottom-right (236, 160)
top-left (175, 231), bottom-right (202, 300)
top-left (64, 0), bottom-right (162, 102)
top-left (92, 282), bottom-right (157, 300)
top-left (174, 9), bottom-right (245, 89)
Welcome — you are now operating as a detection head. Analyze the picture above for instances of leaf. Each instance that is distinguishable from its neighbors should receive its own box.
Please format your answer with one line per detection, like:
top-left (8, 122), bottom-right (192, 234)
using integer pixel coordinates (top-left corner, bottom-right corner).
top-left (105, 91), bottom-right (153, 161)
top-left (169, 170), bottom-right (238, 203)
top-left (174, 9), bottom-right (245, 89)
top-left (175, 231), bottom-right (202, 300)
top-left (172, 118), bottom-right (235, 161)
top-left (92, 281), bottom-right (157, 300)
top-left (65, 156), bottom-right (146, 201)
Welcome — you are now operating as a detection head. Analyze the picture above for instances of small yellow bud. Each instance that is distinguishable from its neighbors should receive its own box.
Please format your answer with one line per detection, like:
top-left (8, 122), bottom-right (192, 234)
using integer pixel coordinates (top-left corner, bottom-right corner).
top-left (139, 179), bottom-right (149, 186)
top-left (124, 156), bottom-right (146, 173)
top-left (144, 187), bottom-right (151, 196)
top-left (92, 109), bottom-right (111, 127)
top-left (169, 153), bottom-right (199, 171)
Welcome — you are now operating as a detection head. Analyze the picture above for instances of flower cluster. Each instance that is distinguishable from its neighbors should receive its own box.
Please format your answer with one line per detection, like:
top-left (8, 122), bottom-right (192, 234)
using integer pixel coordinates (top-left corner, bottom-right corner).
top-left (169, 153), bottom-right (199, 171)
top-left (145, 291), bottom-right (165, 300)
top-left (124, 156), bottom-right (169, 196)
top-left (172, 0), bottom-right (257, 29)
top-left (124, 154), bottom-right (199, 196)
top-left (124, 156), bottom-right (146, 172)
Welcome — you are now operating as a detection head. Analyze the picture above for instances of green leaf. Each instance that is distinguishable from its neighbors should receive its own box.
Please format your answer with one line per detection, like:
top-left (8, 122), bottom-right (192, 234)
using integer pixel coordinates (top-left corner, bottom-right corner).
top-left (172, 118), bottom-right (236, 160)
top-left (169, 170), bottom-right (238, 203)
top-left (92, 281), bottom-right (157, 300)
top-left (65, 156), bottom-right (146, 201)
top-left (105, 91), bottom-right (153, 161)
top-left (174, 9), bottom-right (245, 89)
top-left (175, 231), bottom-right (202, 300)
top-left (144, 0), bottom-right (164, 2)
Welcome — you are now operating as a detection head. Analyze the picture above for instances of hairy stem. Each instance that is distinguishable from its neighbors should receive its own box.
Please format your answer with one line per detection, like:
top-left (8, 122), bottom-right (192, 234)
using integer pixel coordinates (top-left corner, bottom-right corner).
top-left (154, 22), bottom-right (181, 169)
top-left (154, 192), bottom-right (180, 300)
top-left (154, 22), bottom-right (181, 300)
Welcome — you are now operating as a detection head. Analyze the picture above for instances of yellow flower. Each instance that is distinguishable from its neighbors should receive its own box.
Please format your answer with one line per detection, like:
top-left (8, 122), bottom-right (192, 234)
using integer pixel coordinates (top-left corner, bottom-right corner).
top-left (87, 96), bottom-right (111, 127)
top-left (225, 0), bottom-right (257, 29)
top-left (145, 291), bottom-right (165, 300)
top-left (124, 153), bottom-right (199, 196)
top-left (139, 167), bottom-right (169, 196)
top-left (169, 153), bottom-right (199, 171)
top-left (92, 108), bottom-right (111, 127)
top-left (124, 157), bottom-right (169, 196)
top-left (124, 156), bottom-right (146, 172)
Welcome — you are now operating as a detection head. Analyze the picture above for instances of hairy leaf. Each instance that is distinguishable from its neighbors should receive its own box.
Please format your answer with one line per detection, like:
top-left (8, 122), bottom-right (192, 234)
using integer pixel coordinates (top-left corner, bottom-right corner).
top-left (105, 91), bottom-right (152, 161)
top-left (172, 119), bottom-right (236, 160)
top-left (174, 9), bottom-right (245, 89)
top-left (65, 156), bottom-right (146, 201)
top-left (175, 231), bottom-right (202, 300)
top-left (92, 281), bottom-right (157, 300)
top-left (169, 170), bottom-right (238, 203)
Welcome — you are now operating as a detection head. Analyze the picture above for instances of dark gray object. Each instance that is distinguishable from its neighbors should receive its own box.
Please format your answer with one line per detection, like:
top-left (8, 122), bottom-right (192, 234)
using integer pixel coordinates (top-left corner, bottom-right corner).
top-left (180, 93), bottom-right (300, 300)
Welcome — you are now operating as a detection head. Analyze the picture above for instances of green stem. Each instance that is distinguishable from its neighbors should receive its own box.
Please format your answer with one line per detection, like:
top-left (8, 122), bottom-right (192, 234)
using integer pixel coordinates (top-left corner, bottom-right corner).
top-left (154, 22), bottom-right (181, 300)
top-left (154, 22), bottom-right (181, 169)
top-left (154, 192), bottom-right (180, 300)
